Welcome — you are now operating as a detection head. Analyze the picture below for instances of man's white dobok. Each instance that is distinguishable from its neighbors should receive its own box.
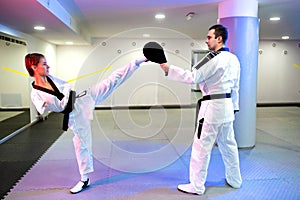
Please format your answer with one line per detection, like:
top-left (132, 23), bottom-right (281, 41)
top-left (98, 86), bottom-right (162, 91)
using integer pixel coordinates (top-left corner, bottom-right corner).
top-left (167, 50), bottom-right (242, 194)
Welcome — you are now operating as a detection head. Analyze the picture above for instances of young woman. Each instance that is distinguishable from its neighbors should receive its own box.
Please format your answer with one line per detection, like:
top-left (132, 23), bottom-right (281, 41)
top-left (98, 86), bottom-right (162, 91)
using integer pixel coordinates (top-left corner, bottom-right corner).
top-left (25, 53), bottom-right (147, 194)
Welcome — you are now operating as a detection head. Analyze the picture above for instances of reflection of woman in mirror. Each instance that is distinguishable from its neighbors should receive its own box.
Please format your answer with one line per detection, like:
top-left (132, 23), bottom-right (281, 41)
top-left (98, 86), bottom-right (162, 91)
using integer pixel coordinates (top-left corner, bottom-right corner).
top-left (25, 53), bottom-right (147, 194)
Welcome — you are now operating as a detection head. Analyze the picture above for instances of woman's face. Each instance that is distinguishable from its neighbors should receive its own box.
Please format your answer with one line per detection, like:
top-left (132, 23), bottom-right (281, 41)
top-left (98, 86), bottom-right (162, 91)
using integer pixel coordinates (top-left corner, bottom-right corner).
top-left (34, 57), bottom-right (49, 77)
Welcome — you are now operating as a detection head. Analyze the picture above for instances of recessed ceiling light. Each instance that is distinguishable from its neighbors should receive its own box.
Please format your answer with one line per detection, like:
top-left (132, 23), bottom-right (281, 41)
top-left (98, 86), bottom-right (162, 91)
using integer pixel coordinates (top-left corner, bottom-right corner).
top-left (34, 26), bottom-right (45, 30)
top-left (155, 14), bottom-right (165, 19)
top-left (65, 41), bottom-right (74, 45)
top-left (142, 34), bottom-right (150, 38)
top-left (282, 36), bottom-right (289, 40)
top-left (269, 17), bottom-right (280, 21)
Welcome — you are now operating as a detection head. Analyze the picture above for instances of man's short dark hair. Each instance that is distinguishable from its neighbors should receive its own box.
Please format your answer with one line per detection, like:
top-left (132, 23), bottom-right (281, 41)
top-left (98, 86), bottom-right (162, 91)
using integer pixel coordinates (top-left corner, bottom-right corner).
top-left (209, 24), bottom-right (228, 44)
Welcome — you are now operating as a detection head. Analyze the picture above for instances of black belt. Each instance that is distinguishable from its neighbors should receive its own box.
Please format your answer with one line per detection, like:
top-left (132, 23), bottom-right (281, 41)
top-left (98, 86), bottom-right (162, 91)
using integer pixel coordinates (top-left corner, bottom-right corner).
top-left (202, 93), bottom-right (231, 101)
top-left (61, 90), bottom-right (76, 131)
top-left (195, 93), bottom-right (231, 138)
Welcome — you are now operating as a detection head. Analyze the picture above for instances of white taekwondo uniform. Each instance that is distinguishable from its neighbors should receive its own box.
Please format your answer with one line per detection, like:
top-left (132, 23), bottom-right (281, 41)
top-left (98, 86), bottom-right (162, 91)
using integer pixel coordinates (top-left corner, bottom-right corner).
top-left (30, 58), bottom-right (146, 176)
top-left (167, 49), bottom-right (242, 194)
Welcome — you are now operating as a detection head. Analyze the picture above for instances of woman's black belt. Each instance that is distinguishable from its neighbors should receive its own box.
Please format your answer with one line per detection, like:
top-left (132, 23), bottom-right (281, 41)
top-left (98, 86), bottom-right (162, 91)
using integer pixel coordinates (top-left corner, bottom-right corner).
top-left (61, 90), bottom-right (76, 131)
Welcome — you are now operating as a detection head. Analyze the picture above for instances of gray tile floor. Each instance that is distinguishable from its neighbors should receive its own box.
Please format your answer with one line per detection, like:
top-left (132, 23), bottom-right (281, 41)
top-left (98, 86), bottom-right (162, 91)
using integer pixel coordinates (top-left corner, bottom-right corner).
top-left (3, 106), bottom-right (300, 200)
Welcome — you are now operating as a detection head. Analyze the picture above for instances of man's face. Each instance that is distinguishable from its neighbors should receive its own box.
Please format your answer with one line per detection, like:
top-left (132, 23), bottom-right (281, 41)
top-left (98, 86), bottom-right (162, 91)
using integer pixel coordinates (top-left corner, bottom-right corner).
top-left (205, 29), bottom-right (218, 51)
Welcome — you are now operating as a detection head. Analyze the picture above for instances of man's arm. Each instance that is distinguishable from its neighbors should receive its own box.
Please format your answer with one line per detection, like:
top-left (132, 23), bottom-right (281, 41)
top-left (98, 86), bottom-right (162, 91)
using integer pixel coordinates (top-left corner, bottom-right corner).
top-left (231, 56), bottom-right (241, 112)
top-left (160, 52), bottom-right (222, 85)
top-left (160, 63), bottom-right (197, 84)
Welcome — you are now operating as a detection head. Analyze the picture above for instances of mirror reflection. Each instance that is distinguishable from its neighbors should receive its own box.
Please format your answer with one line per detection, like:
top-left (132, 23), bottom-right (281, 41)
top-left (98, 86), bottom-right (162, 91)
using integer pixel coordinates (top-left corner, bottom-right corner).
top-left (0, 33), bottom-right (30, 142)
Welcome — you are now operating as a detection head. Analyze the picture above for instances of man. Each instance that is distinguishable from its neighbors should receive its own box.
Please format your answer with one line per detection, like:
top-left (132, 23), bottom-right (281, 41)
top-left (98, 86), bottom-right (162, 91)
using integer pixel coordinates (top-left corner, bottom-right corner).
top-left (25, 53), bottom-right (147, 194)
top-left (159, 24), bottom-right (242, 195)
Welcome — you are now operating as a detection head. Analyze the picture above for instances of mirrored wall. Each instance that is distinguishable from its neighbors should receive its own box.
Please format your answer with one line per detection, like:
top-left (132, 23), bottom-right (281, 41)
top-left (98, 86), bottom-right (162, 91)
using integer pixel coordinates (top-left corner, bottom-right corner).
top-left (0, 32), bottom-right (30, 142)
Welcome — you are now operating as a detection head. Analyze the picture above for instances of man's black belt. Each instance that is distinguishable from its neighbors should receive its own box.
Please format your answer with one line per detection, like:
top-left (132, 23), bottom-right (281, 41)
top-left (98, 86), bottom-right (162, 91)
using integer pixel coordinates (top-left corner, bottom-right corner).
top-left (195, 93), bottom-right (231, 129)
top-left (61, 90), bottom-right (76, 131)
top-left (195, 93), bottom-right (231, 139)
top-left (202, 93), bottom-right (231, 101)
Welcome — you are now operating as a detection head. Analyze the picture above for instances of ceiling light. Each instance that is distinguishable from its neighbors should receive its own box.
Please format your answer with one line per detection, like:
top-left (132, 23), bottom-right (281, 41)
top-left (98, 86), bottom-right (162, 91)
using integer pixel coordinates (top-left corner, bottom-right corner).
top-left (282, 36), bottom-right (289, 40)
top-left (65, 41), bottom-right (74, 45)
top-left (155, 14), bottom-right (165, 19)
top-left (142, 34), bottom-right (150, 38)
top-left (34, 26), bottom-right (45, 30)
top-left (269, 17), bottom-right (280, 21)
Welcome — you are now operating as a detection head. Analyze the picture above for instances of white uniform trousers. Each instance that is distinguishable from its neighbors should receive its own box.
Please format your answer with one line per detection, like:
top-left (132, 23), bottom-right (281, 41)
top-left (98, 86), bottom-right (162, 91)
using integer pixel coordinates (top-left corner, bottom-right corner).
top-left (68, 58), bottom-right (144, 176)
top-left (189, 121), bottom-right (242, 194)
top-left (69, 93), bottom-right (94, 176)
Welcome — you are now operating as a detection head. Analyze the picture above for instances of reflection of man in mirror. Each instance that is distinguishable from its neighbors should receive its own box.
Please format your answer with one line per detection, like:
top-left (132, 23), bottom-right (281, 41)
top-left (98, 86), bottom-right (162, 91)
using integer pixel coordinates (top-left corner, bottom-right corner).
top-left (25, 53), bottom-right (147, 194)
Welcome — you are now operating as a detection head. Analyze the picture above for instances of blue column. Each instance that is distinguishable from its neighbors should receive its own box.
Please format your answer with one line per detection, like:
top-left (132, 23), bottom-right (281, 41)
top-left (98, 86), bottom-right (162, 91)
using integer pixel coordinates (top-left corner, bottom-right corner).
top-left (218, 0), bottom-right (259, 148)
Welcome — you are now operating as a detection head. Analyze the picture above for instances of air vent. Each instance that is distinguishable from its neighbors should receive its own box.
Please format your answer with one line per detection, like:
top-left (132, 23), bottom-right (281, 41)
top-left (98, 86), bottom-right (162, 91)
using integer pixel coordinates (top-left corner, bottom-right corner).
top-left (0, 34), bottom-right (26, 46)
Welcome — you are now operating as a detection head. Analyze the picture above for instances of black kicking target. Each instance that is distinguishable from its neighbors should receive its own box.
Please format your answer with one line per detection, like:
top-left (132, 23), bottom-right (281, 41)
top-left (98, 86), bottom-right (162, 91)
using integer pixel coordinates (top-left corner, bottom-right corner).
top-left (143, 42), bottom-right (167, 64)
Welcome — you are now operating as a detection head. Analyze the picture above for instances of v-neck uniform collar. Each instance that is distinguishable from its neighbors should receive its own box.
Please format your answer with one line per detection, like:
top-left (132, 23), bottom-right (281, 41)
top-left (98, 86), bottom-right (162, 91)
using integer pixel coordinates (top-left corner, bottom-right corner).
top-left (32, 76), bottom-right (64, 100)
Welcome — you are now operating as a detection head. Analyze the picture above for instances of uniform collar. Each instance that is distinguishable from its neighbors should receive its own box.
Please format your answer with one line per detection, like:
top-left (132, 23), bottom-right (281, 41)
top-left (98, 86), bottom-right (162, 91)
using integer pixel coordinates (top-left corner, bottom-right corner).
top-left (217, 47), bottom-right (229, 52)
top-left (32, 76), bottom-right (64, 100)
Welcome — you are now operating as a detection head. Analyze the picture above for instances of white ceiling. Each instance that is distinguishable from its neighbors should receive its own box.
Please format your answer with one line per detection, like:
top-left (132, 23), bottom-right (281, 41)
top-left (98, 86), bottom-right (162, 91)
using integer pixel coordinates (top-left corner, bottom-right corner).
top-left (0, 0), bottom-right (299, 45)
